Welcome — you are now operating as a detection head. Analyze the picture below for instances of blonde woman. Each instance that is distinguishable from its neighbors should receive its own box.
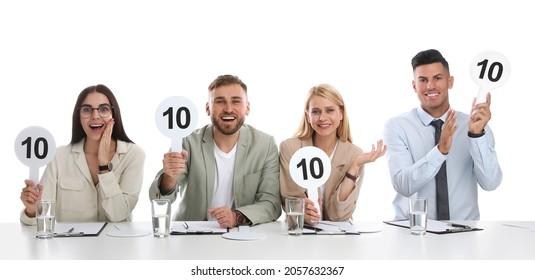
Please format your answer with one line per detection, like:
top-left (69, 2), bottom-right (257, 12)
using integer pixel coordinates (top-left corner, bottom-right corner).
top-left (279, 84), bottom-right (386, 224)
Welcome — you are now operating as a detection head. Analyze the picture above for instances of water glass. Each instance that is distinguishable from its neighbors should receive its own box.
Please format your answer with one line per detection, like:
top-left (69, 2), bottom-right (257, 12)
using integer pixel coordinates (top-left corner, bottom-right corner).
top-left (285, 197), bottom-right (305, 236)
top-left (151, 199), bottom-right (171, 238)
top-left (409, 197), bottom-right (428, 235)
top-left (36, 200), bottom-right (56, 239)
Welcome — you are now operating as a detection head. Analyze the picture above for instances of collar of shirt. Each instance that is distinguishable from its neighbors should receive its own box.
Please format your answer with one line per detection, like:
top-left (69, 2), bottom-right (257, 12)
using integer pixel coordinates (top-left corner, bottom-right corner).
top-left (416, 107), bottom-right (448, 127)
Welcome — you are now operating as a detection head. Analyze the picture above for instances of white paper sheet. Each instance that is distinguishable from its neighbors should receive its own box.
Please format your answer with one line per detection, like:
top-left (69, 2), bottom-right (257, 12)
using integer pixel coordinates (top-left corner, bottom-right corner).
top-left (54, 222), bottom-right (107, 236)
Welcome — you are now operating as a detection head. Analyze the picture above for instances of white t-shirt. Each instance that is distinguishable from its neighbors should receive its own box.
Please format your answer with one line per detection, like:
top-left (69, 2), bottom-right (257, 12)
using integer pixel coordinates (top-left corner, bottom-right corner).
top-left (210, 143), bottom-right (237, 212)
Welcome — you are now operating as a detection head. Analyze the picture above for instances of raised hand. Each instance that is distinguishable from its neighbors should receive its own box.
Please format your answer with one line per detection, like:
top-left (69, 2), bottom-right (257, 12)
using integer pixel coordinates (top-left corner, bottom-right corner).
top-left (163, 150), bottom-right (188, 178)
top-left (303, 197), bottom-right (321, 225)
top-left (437, 109), bottom-right (458, 155)
top-left (20, 180), bottom-right (43, 217)
top-left (470, 92), bottom-right (492, 135)
top-left (350, 139), bottom-right (387, 170)
top-left (159, 150), bottom-right (189, 193)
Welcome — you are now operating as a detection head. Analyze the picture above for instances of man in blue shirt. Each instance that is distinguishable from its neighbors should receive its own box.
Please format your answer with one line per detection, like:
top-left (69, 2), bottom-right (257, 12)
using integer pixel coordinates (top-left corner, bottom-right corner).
top-left (383, 49), bottom-right (502, 220)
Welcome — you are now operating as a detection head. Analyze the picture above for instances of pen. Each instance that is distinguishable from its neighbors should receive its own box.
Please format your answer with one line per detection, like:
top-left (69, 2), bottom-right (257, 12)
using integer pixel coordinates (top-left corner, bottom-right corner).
top-left (304, 225), bottom-right (323, 232)
top-left (446, 228), bottom-right (469, 233)
top-left (183, 222), bottom-right (189, 229)
top-left (448, 223), bottom-right (471, 229)
top-left (316, 231), bottom-right (346, 235)
top-left (55, 231), bottom-right (85, 237)
top-left (186, 230), bottom-right (213, 234)
top-left (67, 227), bottom-right (74, 233)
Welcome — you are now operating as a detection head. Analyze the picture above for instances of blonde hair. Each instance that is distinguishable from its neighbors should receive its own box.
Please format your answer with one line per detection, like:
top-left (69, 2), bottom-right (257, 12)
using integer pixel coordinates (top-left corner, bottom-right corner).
top-left (294, 83), bottom-right (352, 143)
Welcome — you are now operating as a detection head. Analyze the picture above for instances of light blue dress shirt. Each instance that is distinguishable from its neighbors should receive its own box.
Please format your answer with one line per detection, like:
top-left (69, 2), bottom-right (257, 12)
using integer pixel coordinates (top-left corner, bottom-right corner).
top-left (383, 107), bottom-right (502, 220)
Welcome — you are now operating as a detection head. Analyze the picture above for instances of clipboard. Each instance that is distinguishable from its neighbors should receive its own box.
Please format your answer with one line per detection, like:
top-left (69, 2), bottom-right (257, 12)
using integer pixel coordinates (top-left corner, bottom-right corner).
top-left (303, 221), bottom-right (360, 235)
top-left (384, 219), bottom-right (483, 234)
top-left (170, 221), bottom-right (228, 235)
top-left (54, 222), bottom-right (108, 237)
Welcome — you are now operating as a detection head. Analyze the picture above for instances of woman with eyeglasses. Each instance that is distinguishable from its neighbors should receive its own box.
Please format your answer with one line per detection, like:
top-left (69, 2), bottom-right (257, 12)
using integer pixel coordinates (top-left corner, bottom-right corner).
top-left (19, 84), bottom-right (145, 225)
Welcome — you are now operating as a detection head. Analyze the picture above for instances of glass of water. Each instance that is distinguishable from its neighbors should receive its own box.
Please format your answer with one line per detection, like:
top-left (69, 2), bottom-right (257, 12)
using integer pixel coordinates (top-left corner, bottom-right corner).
top-left (409, 197), bottom-right (428, 235)
top-left (36, 200), bottom-right (56, 239)
top-left (151, 199), bottom-right (171, 238)
top-left (285, 197), bottom-right (305, 236)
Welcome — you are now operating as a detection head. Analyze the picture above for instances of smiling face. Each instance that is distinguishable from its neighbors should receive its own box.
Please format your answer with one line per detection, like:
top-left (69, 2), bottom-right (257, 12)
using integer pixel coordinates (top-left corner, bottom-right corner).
top-left (412, 62), bottom-right (454, 118)
top-left (80, 92), bottom-right (113, 141)
top-left (206, 83), bottom-right (250, 136)
top-left (306, 95), bottom-right (343, 139)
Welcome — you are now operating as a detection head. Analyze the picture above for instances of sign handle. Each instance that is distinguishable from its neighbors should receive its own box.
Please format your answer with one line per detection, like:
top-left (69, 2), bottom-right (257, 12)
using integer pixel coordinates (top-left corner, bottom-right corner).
top-left (172, 137), bottom-right (183, 152)
top-left (475, 87), bottom-right (488, 105)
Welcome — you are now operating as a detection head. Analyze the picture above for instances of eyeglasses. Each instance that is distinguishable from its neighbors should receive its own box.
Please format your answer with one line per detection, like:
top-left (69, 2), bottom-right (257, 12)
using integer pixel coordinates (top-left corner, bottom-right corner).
top-left (79, 104), bottom-right (113, 119)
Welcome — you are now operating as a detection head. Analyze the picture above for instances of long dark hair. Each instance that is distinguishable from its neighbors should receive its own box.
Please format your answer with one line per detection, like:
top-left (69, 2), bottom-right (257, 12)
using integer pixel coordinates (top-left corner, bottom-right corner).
top-left (70, 84), bottom-right (133, 144)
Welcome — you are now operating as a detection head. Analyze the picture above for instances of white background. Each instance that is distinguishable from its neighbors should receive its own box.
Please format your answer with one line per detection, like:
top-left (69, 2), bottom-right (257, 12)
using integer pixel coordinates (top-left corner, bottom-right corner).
top-left (2, 0), bottom-right (533, 226)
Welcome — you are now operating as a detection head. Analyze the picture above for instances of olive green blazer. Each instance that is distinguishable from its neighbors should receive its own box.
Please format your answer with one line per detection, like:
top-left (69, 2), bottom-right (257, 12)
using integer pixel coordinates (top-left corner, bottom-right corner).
top-left (149, 124), bottom-right (281, 225)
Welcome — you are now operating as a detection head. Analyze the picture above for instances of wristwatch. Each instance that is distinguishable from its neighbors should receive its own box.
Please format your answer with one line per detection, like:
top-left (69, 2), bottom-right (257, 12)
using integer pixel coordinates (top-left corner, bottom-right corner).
top-left (234, 210), bottom-right (250, 226)
top-left (99, 162), bottom-right (113, 172)
top-left (345, 171), bottom-right (358, 182)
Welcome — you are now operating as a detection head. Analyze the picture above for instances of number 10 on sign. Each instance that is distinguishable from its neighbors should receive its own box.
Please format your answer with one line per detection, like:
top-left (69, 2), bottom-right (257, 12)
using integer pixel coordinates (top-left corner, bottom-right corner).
top-left (470, 50), bottom-right (511, 104)
top-left (155, 96), bottom-right (198, 152)
top-left (289, 146), bottom-right (331, 221)
top-left (14, 126), bottom-right (56, 184)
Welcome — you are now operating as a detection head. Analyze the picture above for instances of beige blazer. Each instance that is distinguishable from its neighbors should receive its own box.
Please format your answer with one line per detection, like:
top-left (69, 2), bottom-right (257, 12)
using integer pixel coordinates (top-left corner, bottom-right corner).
top-left (20, 139), bottom-right (145, 225)
top-left (279, 137), bottom-right (364, 221)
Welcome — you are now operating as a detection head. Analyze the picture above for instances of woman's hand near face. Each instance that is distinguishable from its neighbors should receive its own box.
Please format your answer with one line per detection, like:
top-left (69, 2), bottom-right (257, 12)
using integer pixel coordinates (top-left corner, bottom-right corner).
top-left (98, 118), bottom-right (115, 165)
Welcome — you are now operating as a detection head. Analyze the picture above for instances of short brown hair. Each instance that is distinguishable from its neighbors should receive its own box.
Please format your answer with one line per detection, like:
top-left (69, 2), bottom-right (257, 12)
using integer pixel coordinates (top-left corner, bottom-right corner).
top-left (208, 74), bottom-right (247, 93)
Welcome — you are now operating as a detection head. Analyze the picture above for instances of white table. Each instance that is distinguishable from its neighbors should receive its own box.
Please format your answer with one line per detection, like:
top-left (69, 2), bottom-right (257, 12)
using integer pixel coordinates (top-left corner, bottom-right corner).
top-left (1, 221), bottom-right (534, 260)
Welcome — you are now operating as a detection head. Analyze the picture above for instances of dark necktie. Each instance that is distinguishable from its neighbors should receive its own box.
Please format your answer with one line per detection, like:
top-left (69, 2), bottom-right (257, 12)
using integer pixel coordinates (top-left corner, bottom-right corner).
top-left (431, 119), bottom-right (450, 220)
